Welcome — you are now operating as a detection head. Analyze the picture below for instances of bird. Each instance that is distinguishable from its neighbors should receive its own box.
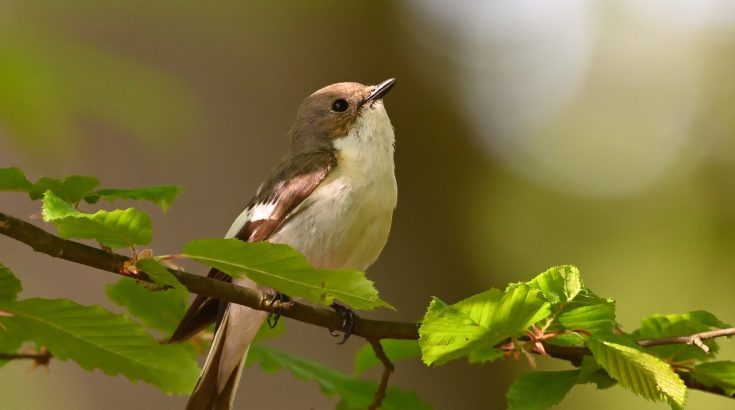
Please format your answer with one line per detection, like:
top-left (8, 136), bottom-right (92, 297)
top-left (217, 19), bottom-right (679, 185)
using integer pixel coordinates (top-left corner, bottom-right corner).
top-left (170, 78), bottom-right (398, 409)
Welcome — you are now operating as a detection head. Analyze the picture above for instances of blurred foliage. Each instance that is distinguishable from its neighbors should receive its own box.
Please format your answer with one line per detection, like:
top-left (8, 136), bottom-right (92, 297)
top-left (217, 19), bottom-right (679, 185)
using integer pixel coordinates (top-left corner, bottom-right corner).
top-left (0, 17), bottom-right (198, 157)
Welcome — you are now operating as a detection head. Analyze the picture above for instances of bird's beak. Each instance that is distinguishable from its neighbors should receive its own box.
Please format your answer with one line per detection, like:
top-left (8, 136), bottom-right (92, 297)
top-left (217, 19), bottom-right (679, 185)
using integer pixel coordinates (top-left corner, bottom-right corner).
top-left (363, 78), bottom-right (397, 104)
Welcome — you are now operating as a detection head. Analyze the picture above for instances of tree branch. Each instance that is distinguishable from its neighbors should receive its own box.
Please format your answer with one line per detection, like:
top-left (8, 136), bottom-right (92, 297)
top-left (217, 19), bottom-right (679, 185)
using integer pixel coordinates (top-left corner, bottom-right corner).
top-left (367, 339), bottom-right (394, 410)
top-left (637, 327), bottom-right (735, 353)
top-left (1, 210), bottom-right (733, 400)
top-left (0, 211), bottom-right (419, 341)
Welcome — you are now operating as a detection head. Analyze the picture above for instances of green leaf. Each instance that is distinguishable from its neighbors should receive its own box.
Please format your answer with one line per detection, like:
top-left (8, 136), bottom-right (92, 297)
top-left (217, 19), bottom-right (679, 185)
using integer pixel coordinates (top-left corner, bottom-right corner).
top-left (30, 175), bottom-right (100, 203)
top-left (0, 326), bottom-right (26, 368)
top-left (507, 370), bottom-right (579, 410)
top-left (87, 185), bottom-right (183, 212)
top-left (419, 284), bottom-right (551, 366)
top-left (554, 289), bottom-right (616, 338)
top-left (632, 311), bottom-right (730, 362)
top-left (248, 345), bottom-right (430, 410)
top-left (527, 265), bottom-right (582, 305)
top-left (106, 278), bottom-right (187, 335)
top-left (0, 263), bottom-right (22, 302)
top-left (588, 337), bottom-right (687, 409)
top-left (183, 239), bottom-right (391, 310)
top-left (354, 340), bottom-right (421, 375)
top-left (0, 167), bottom-right (32, 192)
top-left (42, 191), bottom-right (152, 248)
top-left (135, 258), bottom-right (184, 290)
top-left (690, 361), bottom-right (735, 396)
top-left (467, 345), bottom-right (505, 364)
top-left (576, 356), bottom-right (617, 389)
top-left (0, 262), bottom-right (27, 367)
top-left (0, 297), bottom-right (199, 394)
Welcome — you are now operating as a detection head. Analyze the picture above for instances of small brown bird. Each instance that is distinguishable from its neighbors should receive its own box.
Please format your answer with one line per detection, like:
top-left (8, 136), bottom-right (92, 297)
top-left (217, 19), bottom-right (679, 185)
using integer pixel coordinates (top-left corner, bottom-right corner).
top-left (171, 79), bottom-right (398, 409)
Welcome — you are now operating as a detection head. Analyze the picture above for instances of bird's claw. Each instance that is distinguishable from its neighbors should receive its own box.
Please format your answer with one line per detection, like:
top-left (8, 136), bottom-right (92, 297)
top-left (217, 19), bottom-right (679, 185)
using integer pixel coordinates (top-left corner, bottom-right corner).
top-left (329, 303), bottom-right (357, 345)
top-left (266, 292), bottom-right (292, 328)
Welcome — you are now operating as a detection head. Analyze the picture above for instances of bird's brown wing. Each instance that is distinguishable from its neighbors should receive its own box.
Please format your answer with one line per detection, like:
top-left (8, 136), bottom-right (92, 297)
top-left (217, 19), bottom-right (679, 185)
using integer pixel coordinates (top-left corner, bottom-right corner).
top-left (169, 150), bottom-right (336, 342)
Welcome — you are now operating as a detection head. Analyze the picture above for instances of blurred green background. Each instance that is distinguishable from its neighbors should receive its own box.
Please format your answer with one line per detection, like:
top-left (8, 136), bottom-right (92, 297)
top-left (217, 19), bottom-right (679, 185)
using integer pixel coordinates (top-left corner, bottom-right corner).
top-left (1, 1), bottom-right (735, 409)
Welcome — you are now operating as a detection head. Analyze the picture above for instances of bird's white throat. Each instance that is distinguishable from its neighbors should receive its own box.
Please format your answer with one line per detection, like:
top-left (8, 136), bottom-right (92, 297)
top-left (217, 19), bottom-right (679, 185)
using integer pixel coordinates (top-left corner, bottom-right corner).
top-left (269, 102), bottom-right (397, 271)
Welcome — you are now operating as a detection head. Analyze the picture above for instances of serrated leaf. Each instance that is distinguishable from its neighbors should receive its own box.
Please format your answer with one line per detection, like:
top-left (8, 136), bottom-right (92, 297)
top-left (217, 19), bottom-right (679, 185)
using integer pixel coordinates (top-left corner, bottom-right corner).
top-left (419, 284), bottom-right (551, 366)
top-left (0, 263), bottom-right (22, 302)
top-left (576, 356), bottom-right (617, 389)
top-left (30, 175), bottom-right (100, 203)
top-left (690, 361), bottom-right (735, 396)
top-left (0, 167), bottom-right (32, 192)
top-left (135, 258), bottom-right (184, 290)
top-left (527, 265), bottom-right (582, 305)
top-left (248, 345), bottom-right (430, 410)
top-left (632, 311), bottom-right (730, 362)
top-left (0, 297), bottom-right (199, 394)
top-left (87, 185), bottom-right (182, 212)
top-left (106, 278), bottom-right (187, 335)
top-left (588, 337), bottom-right (687, 409)
top-left (183, 239), bottom-right (391, 310)
top-left (42, 191), bottom-right (152, 248)
top-left (467, 345), bottom-right (505, 364)
top-left (507, 370), bottom-right (579, 410)
top-left (554, 289), bottom-right (616, 337)
top-left (353, 340), bottom-right (421, 375)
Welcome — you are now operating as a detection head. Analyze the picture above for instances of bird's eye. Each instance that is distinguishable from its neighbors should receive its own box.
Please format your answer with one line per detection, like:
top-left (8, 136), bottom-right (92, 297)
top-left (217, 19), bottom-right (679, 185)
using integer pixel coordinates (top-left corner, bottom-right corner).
top-left (331, 99), bottom-right (349, 112)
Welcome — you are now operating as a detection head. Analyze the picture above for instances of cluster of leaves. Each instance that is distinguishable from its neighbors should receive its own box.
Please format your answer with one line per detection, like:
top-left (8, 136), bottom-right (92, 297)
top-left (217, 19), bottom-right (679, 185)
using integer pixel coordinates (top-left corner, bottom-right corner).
top-left (415, 265), bottom-right (735, 409)
top-left (1, 168), bottom-right (733, 409)
top-left (0, 168), bottom-right (419, 408)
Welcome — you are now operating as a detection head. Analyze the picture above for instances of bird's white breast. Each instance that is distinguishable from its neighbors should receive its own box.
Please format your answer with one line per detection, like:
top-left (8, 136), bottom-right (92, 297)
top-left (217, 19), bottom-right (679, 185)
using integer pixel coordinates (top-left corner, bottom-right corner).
top-left (269, 103), bottom-right (397, 271)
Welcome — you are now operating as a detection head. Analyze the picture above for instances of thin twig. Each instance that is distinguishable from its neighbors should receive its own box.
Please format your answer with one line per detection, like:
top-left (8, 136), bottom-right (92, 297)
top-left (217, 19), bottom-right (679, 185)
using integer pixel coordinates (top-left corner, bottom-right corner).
top-left (1, 210), bottom-right (734, 400)
top-left (0, 211), bottom-right (419, 341)
top-left (637, 327), bottom-right (735, 353)
top-left (368, 339), bottom-right (394, 410)
top-left (0, 347), bottom-right (51, 367)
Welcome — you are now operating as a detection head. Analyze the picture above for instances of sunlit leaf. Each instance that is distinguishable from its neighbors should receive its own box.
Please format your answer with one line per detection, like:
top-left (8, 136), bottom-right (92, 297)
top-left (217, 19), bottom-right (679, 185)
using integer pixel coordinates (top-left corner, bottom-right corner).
top-left (554, 289), bottom-right (616, 338)
top-left (690, 361), bottom-right (735, 397)
top-left (183, 239), bottom-right (391, 310)
top-left (0, 297), bottom-right (199, 394)
top-left (106, 278), bottom-right (187, 335)
top-left (467, 345), bottom-right (505, 364)
top-left (419, 284), bottom-right (550, 366)
top-left (248, 345), bottom-right (430, 410)
top-left (353, 340), bottom-right (421, 375)
top-left (42, 191), bottom-right (151, 248)
top-left (588, 337), bottom-right (687, 409)
top-left (86, 185), bottom-right (183, 212)
top-left (507, 370), bottom-right (579, 410)
top-left (527, 265), bottom-right (582, 305)
top-left (30, 175), bottom-right (100, 204)
top-left (0, 167), bottom-right (32, 192)
top-left (632, 311), bottom-right (730, 362)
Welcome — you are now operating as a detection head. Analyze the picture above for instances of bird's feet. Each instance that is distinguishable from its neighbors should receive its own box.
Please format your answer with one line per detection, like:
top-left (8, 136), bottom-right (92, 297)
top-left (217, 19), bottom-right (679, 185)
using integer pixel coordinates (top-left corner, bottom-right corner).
top-left (329, 303), bottom-right (358, 345)
top-left (266, 291), bottom-right (292, 328)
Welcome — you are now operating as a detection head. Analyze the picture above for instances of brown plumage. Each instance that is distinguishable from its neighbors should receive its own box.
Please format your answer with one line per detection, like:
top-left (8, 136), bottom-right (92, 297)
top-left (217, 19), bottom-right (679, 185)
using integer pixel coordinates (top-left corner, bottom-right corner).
top-left (170, 79), bottom-right (397, 410)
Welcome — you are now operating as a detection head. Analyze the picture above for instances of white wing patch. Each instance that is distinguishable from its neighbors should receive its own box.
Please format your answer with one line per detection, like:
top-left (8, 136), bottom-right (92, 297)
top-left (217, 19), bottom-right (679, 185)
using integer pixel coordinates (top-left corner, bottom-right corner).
top-left (249, 201), bottom-right (277, 221)
top-left (224, 201), bottom-right (277, 239)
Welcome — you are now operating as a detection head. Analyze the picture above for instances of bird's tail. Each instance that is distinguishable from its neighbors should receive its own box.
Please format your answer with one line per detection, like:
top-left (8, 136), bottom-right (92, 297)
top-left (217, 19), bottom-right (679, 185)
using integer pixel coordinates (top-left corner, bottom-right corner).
top-left (186, 302), bottom-right (267, 410)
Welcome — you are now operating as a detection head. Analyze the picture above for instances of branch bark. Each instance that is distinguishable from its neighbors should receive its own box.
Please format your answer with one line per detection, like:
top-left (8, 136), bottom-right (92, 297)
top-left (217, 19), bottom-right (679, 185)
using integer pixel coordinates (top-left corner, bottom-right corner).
top-left (367, 339), bottom-right (394, 410)
top-left (1, 210), bottom-right (733, 400)
top-left (637, 327), bottom-right (735, 353)
top-left (0, 211), bottom-right (419, 341)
